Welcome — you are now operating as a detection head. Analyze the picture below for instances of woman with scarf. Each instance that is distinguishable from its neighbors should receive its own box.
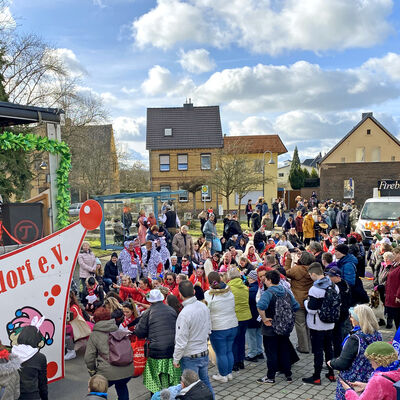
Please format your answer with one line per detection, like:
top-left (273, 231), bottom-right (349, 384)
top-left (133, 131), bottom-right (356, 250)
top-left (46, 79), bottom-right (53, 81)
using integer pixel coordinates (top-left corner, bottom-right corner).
top-left (84, 277), bottom-right (105, 312)
top-left (155, 237), bottom-right (171, 271)
top-left (121, 299), bottom-right (140, 333)
top-left (12, 326), bottom-right (48, 400)
top-left (328, 305), bottom-right (382, 400)
top-left (175, 256), bottom-right (194, 277)
top-left (204, 253), bottom-right (221, 277)
top-left (119, 241), bottom-right (141, 282)
top-left (78, 241), bottom-right (97, 303)
top-left (339, 341), bottom-right (400, 400)
top-left (163, 272), bottom-right (177, 292)
top-left (141, 241), bottom-right (163, 279)
top-left (189, 265), bottom-right (209, 291)
top-left (116, 277), bottom-right (152, 313)
top-left (243, 242), bottom-right (262, 267)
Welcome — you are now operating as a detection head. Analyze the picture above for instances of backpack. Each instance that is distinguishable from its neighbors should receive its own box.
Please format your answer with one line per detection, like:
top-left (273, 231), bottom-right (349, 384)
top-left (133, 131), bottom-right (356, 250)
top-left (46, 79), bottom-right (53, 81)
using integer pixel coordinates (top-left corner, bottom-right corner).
top-left (271, 291), bottom-right (295, 336)
top-left (107, 330), bottom-right (133, 366)
top-left (318, 284), bottom-right (341, 323)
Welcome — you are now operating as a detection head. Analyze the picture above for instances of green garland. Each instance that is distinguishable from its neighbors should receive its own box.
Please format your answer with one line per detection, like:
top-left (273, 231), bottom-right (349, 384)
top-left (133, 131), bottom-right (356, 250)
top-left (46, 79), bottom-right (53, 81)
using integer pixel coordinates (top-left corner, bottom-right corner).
top-left (0, 131), bottom-right (71, 229)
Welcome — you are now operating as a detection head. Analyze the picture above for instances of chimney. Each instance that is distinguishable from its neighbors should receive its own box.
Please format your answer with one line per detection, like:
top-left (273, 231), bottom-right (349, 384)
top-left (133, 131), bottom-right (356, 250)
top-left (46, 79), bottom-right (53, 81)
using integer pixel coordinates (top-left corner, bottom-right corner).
top-left (362, 112), bottom-right (373, 120)
top-left (183, 100), bottom-right (193, 111)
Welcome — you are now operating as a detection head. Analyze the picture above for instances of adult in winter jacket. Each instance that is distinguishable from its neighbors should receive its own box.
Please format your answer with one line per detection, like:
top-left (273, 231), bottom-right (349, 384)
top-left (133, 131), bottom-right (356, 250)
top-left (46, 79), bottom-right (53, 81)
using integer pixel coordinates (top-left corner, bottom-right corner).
top-left (256, 270), bottom-right (299, 383)
top-left (384, 248), bottom-right (400, 330)
top-left (84, 308), bottom-right (133, 400)
top-left (284, 251), bottom-right (315, 353)
top-left (245, 200), bottom-right (253, 227)
top-left (175, 369), bottom-right (213, 400)
top-left (0, 341), bottom-right (20, 400)
top-left (335, 244), bottom-right (357, 287)
top-left (253, 227), bottom-right (267, 253)
top-left (228, 269), bottom-right (252, 371)
top-left (172, 226), bottom-right (194, 259)
top-left (244, 271), bottom-right (263, 362)
top-left (303, 263), bottom-right (339, 385)
top-left (227, 214), bottom-right (242, 239)
top-left (11, 326), bottom-right (48, 400)
top-left (295, 211), bottom-right (304, 241)
top-left (119, 240), bottom-right (141, 281)
top-left (329, 305), bottom-right (382, 400)
top-left (202, 214), bottom-right (217, 244)
top-left (251, 210), bottom-right (261, 232)
top-left (135, 289), bottom-right (180, 393)
top-left (78, 241), bottom-right (97, 301)
top-left (103, 252), bottom-right (120, 292)
top-left (339, 341), bottom-right (400, 400)
top-left (302, 213), bottom-right (315, 245)
top-left (336, 208), bottom-right (349, 237)
top-left (204, 272), bottom-right (238, 383)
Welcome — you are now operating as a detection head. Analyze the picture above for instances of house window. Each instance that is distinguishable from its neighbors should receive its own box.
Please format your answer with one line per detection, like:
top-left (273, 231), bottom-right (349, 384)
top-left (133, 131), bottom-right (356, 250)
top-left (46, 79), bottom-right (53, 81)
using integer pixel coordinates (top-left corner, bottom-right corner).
top-left (371, 147), bottom-right (381, 162)
top-left (201, 153), bottom-right (211, 170)
top-left (159, 155), bottom-right (170, 171)
top-left (278, 172), bottom-right (284, 177)
top-left (164, 128), bottom-right (172, 136)
top-left (160, 185), bottom-right (171, 192)
top-left (178, 154), bottom-right (188, 171)
top-left (341, 157), bottom-right (346, 163)
top-left (367, 129), bottom-right (371, 135)
top-left (201, 187), bottom-right (211, 202)
top-left (178, 187), bottom-right (188, 202)
top-left (392, 156), bottom-right (396, 161)
top-left (355, 147), bottom-right (365, 162)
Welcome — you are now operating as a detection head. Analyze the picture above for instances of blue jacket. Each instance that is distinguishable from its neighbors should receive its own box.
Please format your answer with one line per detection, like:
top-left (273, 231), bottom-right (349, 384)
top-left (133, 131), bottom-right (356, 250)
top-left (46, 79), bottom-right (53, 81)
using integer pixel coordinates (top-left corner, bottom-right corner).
top-left (336, 210), bottom-right (349, 227)
top-left (337, 254), bottom-right (357, 287)
top-left (257, 284), bottom-right (299, 313)
top-left (261, 202), bottom-right (269, 216)
top-left (203, 219), bottom-right (217, 242)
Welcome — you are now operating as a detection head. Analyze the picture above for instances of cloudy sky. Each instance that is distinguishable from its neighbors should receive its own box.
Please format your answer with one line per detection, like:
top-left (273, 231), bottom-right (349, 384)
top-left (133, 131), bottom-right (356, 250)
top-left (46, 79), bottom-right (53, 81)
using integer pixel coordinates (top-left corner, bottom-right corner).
top-left (9, 0), bottom-right (400, 163)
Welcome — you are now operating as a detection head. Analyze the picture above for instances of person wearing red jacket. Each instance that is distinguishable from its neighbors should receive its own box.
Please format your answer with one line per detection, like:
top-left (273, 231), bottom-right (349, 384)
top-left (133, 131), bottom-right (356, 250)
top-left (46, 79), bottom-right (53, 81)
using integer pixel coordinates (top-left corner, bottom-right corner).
top-left (164, 272), bottom-right (177, 292)
top-left (384, 248), bottom-right (400, 330)
top-left (114, 277), bottom-right (152, 312)
top-left (190, 266), bottom-right (209, 291)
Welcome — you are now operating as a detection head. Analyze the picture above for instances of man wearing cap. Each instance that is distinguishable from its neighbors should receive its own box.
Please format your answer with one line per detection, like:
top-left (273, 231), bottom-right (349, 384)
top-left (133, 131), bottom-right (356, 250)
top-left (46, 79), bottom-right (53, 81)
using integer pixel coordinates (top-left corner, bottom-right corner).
top-left (173, 281), bottom-right (213, 397)
top-left (245, 270), bottom-right (264, 362)
top-left (335, 244), bottom-right (356, 287)
top-left (326, 266), bottom-right (352, 357)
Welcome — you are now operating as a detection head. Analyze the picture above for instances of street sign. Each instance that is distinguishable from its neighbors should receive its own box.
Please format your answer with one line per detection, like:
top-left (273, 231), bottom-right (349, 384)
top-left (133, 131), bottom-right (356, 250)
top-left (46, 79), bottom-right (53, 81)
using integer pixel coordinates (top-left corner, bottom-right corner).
top-left (201, 185), bottom-right (209, 195)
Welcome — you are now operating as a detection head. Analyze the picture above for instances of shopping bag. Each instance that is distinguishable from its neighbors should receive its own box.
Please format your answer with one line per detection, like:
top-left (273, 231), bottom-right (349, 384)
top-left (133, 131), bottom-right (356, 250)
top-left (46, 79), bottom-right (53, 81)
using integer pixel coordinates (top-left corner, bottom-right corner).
top-left (70, 313), bottom-right (92, 341)
top-left (132, 338), bottom-right (148, 377)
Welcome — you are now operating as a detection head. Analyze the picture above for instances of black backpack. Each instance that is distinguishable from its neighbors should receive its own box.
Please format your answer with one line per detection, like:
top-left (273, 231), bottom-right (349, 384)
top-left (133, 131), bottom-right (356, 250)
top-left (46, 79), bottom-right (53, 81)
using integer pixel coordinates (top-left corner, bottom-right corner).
top-left (319, 284), bottom-right (341, 323)
top-left (271, 291), bottom-right (295, 336)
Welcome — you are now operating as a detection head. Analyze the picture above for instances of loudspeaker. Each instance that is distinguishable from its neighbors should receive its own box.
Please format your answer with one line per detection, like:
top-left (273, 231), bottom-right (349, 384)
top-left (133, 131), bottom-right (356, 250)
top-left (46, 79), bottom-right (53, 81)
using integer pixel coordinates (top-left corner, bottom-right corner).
top-left (2, 203), bottom-right (44, 245)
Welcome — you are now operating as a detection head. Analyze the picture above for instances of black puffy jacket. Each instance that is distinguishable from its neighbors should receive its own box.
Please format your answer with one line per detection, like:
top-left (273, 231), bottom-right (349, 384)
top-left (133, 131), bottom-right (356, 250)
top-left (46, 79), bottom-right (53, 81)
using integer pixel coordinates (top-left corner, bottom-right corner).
top-left (176, 381), bottom-right (213, 400)
top-left (18, 352), bottom-right (48, 400)
top-left (135, 302), bottom-right (177, 359)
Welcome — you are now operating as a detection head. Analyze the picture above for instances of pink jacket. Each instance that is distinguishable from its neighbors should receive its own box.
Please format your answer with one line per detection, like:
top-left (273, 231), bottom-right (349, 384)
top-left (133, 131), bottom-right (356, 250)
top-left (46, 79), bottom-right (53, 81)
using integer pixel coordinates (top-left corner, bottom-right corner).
top-left (345, 370), bottom-right (400, 400)
top-left (77, 251), bottom-right (96, 279)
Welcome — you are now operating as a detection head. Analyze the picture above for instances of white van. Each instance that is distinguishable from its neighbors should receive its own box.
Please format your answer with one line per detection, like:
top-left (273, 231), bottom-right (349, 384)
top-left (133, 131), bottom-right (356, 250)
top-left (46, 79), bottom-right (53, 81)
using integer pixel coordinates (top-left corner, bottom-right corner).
top-left (356, 197), bottom-right (400, 240)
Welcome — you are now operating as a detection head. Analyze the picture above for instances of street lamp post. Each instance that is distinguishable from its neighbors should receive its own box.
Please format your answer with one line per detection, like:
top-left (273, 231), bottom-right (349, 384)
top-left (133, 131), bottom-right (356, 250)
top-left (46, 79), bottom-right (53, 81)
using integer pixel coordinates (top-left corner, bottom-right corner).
top-left (262, 150), bottom-right (275, 199)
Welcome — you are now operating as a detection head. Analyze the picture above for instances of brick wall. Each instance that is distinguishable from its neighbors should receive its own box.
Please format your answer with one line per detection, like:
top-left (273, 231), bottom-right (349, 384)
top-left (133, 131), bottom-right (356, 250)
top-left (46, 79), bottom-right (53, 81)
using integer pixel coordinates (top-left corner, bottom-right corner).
top-left (320, 162), bottom-right (400, 206)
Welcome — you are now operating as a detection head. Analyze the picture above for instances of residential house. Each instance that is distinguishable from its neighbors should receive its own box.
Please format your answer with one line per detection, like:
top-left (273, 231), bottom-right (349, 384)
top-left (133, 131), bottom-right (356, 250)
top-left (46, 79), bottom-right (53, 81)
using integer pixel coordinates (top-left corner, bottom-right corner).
top-left (277, 157), bottom-right (319, 190)
top-left (223, 135), bottom-right (287, 209)
top-left (146, 102), bottom-right (223, 211)
top-left (319, 112), bottom-right (400, 205)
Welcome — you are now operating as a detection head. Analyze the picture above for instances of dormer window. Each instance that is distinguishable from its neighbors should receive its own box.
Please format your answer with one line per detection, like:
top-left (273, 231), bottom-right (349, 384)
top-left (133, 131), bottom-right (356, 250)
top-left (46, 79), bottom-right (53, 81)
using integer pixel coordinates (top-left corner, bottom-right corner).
top-left (164, 128), bottom-right (172, 136)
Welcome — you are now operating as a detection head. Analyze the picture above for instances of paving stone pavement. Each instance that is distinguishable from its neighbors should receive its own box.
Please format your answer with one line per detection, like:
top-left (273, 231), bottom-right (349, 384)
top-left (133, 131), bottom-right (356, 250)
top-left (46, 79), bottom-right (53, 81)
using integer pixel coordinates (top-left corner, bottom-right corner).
top-left (210, 325), bottom-right (395, 400)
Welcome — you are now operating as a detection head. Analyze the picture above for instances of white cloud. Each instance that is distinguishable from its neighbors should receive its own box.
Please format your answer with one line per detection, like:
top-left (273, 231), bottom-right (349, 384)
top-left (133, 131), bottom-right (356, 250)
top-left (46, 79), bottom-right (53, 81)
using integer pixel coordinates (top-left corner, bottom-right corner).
top-left (132, 0), bottom-right (393, 54)
top-left (100, 92), bottom-right (117, 103)
top-left (113, 116), bottom-right (146, 142)
top-left (362, 52), bottom-right (400, 81)
top-left (93, 0), bottom-right (106, 8)
top-left (141, 65), bottom-right (174, 96)
top-left (229, 116), bottom-right (274, 136)
top-left (178, 48), bottom-right (216, 74)
top-left (49, 48), bottom-right (87, 78)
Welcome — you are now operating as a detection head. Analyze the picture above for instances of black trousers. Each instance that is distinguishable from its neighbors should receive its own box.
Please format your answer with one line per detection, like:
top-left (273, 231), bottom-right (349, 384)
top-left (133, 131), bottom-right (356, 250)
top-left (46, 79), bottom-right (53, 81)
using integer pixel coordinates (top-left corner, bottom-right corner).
top-left (386, 307), bottom-right (400, 330)
top-left (263, 335), bottom-right (291, 380)
top-left (310, 329), bottom-right (334, 378)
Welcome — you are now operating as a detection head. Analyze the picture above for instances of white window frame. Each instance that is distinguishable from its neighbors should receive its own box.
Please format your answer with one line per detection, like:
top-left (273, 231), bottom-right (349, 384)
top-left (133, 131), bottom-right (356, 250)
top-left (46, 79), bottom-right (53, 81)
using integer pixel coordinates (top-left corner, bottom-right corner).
top-left (164, 128), bottom-right (172, 136)
top-left (177, 154), bottom-right (188, 171)
top-left (201, 153), bottom-right (211, 170)
top-left (160, 184), bottom-right (171, 192)
top-left (178, 187), bottom-right (188, 202)
top-left (159, 154), bottom-right (170, 171)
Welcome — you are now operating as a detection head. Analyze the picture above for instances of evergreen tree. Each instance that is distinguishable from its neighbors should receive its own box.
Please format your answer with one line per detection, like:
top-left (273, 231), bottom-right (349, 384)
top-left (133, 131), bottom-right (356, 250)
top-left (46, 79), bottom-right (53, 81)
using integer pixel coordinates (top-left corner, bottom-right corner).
top-left (310, 168), bottom-right (319, 178)
top-left (303, 168), bottom-right (311, 179)
top-left (288, 147), bottom-right (304, 189)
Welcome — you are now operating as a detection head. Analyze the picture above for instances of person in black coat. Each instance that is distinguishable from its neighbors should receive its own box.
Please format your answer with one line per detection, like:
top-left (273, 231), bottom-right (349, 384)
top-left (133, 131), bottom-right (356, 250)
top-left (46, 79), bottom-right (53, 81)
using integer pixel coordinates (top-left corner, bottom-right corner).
top-left (135, 289), bottom-right (177, 360)
top-left (11, 326), bottom-right (48, 400)
top-left (175, 369), bottom-right (213, 400)
top-left (251, 209), bottom-right (261, 232)
top-left (254, 226), bottom-right (267, 253)
top-left (103, 253), bottom-right (120, 292)
top-left (244, 271), bottom-right (263, 362)
top-left (227, 214), bottom-right (242, 239)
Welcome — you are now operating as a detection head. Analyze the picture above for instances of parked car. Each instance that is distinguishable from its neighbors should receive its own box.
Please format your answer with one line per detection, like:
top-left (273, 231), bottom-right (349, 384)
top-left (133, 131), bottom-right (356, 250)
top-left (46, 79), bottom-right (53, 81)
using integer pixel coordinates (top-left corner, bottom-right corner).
top-left (69, 202), bottom-right (83, 216)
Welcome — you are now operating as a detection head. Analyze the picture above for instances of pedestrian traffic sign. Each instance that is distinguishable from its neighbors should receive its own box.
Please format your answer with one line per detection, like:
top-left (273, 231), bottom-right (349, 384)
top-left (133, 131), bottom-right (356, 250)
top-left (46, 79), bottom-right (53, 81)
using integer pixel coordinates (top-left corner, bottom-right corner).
top-left (201, 185), bottom-right (209, 195)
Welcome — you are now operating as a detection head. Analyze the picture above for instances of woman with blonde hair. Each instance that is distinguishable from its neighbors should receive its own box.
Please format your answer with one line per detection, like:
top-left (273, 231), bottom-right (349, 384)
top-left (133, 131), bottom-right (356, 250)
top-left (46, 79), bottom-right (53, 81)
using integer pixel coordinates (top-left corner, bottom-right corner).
top-left (137, 209), bottom-right (147, 245)
top-left (328, 304), bottom-right (382, 400)
top-left (104, 296), bottom-right (124, 326)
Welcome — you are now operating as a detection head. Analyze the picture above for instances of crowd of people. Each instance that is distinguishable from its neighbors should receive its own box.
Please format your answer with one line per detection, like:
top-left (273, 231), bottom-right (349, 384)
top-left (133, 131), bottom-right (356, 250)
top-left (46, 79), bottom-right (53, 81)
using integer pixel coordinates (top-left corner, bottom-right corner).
top-left (2, 194), bottom-right (399, 400)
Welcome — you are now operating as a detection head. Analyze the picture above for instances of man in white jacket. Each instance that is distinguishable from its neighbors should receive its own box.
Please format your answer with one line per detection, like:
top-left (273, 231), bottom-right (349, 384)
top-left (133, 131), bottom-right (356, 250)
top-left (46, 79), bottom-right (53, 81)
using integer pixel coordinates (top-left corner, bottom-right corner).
top-left (303, 262), bottom-right (339, 385)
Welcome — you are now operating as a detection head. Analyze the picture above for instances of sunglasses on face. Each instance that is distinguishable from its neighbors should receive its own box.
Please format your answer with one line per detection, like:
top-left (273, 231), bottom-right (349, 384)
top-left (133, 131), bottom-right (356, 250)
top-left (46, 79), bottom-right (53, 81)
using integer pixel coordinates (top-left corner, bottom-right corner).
top-left (166, 278), bottom-right (174, 281)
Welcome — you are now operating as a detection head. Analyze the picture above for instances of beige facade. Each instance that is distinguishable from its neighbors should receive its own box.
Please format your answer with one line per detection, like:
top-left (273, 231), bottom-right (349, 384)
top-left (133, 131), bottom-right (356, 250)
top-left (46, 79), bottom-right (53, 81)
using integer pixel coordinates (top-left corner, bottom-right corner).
top-left (323, 118), bottom-right (399, 164)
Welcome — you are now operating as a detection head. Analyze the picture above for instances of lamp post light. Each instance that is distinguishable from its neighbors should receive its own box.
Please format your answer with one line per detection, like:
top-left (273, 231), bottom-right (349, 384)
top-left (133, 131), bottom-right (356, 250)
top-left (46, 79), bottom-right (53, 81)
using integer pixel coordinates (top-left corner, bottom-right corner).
top-left (262, 150), bottom-right (275, 199)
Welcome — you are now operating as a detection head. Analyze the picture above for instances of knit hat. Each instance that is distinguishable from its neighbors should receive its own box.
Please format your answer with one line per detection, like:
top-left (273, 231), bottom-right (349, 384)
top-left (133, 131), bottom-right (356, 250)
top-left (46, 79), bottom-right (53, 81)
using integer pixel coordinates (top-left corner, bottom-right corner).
top-left (335, 244), bottom-right (349, 255)
top-left (111, 252), bottom-right (118, 258)
top-left (247, 270), bottom-right (258, 281)
top-left (364, 342), bottom-right (398, 367)
top-left (326, 266), bottom-right (341, 278)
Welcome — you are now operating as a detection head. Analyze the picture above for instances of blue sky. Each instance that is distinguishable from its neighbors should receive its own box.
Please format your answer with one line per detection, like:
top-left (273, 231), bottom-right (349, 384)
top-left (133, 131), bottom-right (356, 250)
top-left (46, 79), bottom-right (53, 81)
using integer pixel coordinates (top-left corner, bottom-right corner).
top-left (9, 0), bottom-right (400, 163)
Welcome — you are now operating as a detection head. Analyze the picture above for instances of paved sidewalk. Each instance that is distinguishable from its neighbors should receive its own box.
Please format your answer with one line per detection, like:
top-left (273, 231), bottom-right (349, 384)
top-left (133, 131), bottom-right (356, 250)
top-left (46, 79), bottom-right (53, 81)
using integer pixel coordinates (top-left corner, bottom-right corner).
top-left (210, 327), bottom-right (395, 400)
